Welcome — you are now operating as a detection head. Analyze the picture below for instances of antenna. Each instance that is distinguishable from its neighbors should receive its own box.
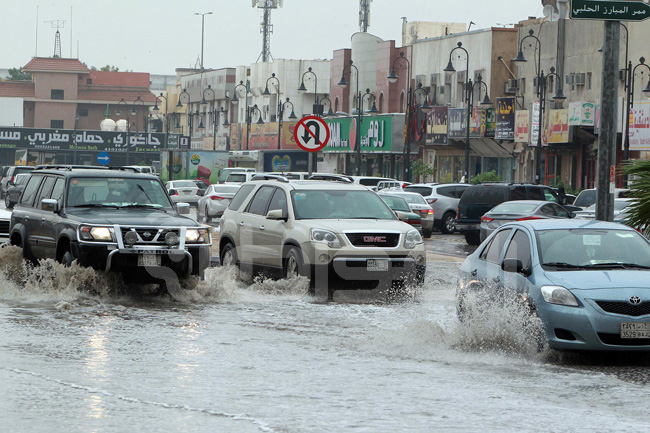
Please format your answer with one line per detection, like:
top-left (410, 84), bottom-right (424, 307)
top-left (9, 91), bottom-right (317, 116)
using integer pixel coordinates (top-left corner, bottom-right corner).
top-left (44, 20), bottom-right (66, 57)
top-left (359, 0), bottom-right (372, 33)
top-left (253, 0), bottom-right (283, 63)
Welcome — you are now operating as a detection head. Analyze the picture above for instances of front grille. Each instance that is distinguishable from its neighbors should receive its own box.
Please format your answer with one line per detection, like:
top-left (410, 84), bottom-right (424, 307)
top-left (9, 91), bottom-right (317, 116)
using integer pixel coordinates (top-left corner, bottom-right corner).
top-left (0, 220), bottom-right (9, 235)
top-left (120, 227), bottom-right (180, 245)
top-left (598, 333), bottom-right (650, 346)
top-left (345, 233), bottom-right (400, 248)
top-left (595, 300), bottom-right (650, 317)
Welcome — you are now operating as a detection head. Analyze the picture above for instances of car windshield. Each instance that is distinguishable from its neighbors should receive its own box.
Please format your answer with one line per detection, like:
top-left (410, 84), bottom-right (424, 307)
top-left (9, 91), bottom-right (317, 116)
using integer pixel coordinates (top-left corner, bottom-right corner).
top-left (172, 181), bottom-right (197, 188)
top-left (292, 190), bottom-right (396, 220)
top-left (399, 194), bottom-right (428, 205)
top-left (380, 195), bottom-right (412, 212)
top-left (15, 174), bottom-right (30, 185)
top-left (67, 177), bottom-right (173, 209)
top-left (490, 202), bottom-right (539, 214)
top-left (212, 185), bottom-right (240, 194)
top-left (537, 228), bottom-right (650, 269)
top-left (405, 186), bottom-right (433, 197)
top-left (574, 190), bottom-right (596, 207)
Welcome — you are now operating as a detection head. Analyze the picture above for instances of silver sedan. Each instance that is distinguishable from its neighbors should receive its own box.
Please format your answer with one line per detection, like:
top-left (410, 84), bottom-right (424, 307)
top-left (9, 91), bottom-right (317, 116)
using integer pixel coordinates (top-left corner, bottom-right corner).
top-left (166, 180), bottom-right (201, 206)
top-left (197, 184), bottom-right (241, 223)
top-left (480, 200), bottom-right (573, 242)
top-left (379, 191), bottom-right (435, 238)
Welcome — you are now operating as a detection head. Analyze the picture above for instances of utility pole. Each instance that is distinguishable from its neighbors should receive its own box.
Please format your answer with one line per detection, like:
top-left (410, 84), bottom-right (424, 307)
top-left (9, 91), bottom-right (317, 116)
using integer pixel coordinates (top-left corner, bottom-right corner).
top-left (596, 21), bottom-right (620, 222)
top-left (194, 12), bottom-right (212, 72)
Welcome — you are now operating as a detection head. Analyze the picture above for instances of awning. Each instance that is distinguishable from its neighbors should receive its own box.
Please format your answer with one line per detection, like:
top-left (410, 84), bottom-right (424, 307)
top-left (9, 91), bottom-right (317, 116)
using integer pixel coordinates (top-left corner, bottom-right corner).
top-left (463, 138), bottom-right (515, 158)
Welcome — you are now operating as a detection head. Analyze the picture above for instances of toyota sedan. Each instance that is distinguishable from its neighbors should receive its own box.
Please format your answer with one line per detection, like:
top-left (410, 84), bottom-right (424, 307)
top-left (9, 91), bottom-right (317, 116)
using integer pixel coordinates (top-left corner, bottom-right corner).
top-left (458, 219), bottom-right (650, 351)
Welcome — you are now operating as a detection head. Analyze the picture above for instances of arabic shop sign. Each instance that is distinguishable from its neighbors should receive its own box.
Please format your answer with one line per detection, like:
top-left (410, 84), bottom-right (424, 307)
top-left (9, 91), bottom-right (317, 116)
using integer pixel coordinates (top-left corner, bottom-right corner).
top-left (495, 97), bottom-right (516, 141)
top-left (448, 108), bottom-right (467, 139)
top-left (427, 107), bottom-right (449, 145)
top-left (324, 115), bottom-right (395, 152)
top-left (545, 109), bottom-right (570, 145)
top-left (515, 110), bottom-right (530, 143)
top-left (568, 101), bottom-right (596, 126)
top-left (0, 127), bottom-right (187, 152)
top-left (570, 0), bottom-right (650, 21)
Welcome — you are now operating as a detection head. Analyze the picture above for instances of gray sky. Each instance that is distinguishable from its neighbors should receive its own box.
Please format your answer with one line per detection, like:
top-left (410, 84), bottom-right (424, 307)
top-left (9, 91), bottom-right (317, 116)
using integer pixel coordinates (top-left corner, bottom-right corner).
top-left (3, 0), bottom-right (543, 75)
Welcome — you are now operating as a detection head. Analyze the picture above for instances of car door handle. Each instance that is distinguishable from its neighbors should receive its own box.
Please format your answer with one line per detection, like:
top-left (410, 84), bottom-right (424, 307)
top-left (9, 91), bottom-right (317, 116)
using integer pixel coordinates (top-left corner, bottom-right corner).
top-left (41, 217), bottom-right (46, 223)
top-left (238, 222), bottom-right (245, 227)
top-left (471, 270), bottom-right (477, 277)
top-left (258, 226), bottom-right (265, 231)
top-left (493, 276), bottom-right (500, 283)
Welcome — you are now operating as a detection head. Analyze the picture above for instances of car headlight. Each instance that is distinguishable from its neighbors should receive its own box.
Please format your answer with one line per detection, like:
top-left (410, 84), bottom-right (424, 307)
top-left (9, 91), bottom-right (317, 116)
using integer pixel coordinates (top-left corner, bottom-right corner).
top-left (185, 228), bottom-right (209, 244)
top-left (310, 228), bottom-right (341, 248)
top-left (405, 229), bottom-right (423, 249)
top-left (541, 286), bottom-right (579, 307)
top-left (79, 225), bottom-right (114, 241)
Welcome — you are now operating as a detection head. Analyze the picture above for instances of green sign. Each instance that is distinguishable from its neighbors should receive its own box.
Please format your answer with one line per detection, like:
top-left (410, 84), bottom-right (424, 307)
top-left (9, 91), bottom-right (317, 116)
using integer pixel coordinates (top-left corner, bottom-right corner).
top-left (325, 115), bottom-right (394, 152)
top-left (570, 0), bottom-right (650, 21)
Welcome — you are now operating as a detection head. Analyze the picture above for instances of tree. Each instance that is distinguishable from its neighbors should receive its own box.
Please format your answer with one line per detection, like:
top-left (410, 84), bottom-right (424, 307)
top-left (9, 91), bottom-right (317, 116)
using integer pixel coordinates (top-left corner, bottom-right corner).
top-left (7, 67), bottom-right (31, 81)
top-left (411, 158), bottom-right (434, 181)
top-left (470, 170), bottom-right (502, 185)
top-left (100, 65), bottom-right (119, 72)
top-left (624, 160), bottom-right (650, 235)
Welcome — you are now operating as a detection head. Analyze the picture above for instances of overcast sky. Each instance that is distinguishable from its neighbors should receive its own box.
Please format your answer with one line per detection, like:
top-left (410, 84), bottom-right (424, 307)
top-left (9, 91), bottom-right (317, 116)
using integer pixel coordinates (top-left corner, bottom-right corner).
top-left (3, 0), bottom-right (543, 75)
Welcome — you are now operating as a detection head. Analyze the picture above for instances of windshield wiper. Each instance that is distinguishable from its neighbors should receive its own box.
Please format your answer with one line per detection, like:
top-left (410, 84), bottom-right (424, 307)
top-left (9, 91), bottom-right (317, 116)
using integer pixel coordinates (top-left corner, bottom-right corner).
top-left (542, 262), bottom-right (585, 269)
top-left (582, 262), bottom-right (650, 270)
top-left (70, 204), bottom-right (120, 209)
top-left (118, 204), bottom-right (167, 211)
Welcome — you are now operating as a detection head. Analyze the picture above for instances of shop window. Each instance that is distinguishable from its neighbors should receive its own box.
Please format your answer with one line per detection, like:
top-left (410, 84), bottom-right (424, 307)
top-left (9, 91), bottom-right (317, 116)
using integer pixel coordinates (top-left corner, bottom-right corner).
top-left (51, 89), bottom-right (64, 100)
top-left (50, 120), bottom-right (64, 129)
top-left (77, 108), bottom-right (89, 117)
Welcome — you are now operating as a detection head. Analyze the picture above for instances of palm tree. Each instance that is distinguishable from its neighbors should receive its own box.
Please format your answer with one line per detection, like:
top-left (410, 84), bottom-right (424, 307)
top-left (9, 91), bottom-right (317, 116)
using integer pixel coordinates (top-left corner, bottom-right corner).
top-left (625, 159), bottom-right (650, 235)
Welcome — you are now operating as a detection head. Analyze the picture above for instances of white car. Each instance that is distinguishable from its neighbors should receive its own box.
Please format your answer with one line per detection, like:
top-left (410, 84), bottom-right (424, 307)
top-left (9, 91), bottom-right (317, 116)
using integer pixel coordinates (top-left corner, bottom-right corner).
top-left (0, 208), bottom-right (11, 243)
top-left (123, 165), bottom-right (157, 176)
top-left (379, 190), bottom-right (435, 238)
top-left (218, 179), bottom-right (426, 299)
top-left (224, 172), bottom-right (259, 185)
top-left (348, 176), bottom-right (398, 191)
top-left (218, 168), bottom-right (256, 184)
top-left (197, 184), bottom-right (241, 223)
top-left (165, 180), bottom-right (201, 205)
top-left (574, 198), bottom-right (633, 223)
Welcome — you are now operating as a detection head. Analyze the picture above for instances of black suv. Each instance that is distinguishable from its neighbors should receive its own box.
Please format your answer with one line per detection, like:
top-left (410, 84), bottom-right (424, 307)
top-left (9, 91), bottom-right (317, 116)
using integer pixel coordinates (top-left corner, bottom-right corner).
top-left (9, 166), bottom-right (211, 289)
top-left (457, 183), bottom-right (575, 245)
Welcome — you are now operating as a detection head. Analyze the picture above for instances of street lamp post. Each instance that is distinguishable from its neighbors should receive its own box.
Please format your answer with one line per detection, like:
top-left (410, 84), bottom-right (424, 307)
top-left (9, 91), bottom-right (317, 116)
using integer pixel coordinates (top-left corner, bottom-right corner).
top-left (211, 107), bottom-right (230, 151)
top-left (626, 58), bottom-right (650, 162)
top-left (72, 107), bottom-right (80, 165)
top-left (131, 96), bottom-right (145, 164)
top-left (230, 80), bottom-right (249, 151)
top-left (263, 73), bottom-right (284, 150)
top-left (299, 66), bottom-right (328, 174)
top-left (513, 30), bottom-right (566, 184)
top-left (246, 104), bottom-right (264, 151)
top-left (153, 93), bottom-right (172, 180)
top-left (116, 98), bottom-right (130, 164)
top-left (201, 85), bottom-right (216, 149)
top-left (194, 11), bottom-right (213, 72)
top-left (178, 88), bottom-right (192, 178)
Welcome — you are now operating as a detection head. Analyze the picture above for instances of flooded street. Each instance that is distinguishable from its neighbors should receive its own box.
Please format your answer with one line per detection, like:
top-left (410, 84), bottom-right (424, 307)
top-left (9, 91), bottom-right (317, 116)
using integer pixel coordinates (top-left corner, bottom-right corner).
top-left (1, 241), bottom-right (649, 433)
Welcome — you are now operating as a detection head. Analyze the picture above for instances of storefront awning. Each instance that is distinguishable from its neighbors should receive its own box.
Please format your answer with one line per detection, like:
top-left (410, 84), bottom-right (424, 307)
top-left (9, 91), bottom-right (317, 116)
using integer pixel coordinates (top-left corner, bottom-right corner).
top-left (465, 138), bottom-right (515, 158)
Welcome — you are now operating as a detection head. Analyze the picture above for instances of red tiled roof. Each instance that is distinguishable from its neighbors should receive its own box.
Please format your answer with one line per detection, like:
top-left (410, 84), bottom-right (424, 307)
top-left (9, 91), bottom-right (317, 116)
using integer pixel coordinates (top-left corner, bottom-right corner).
top-left (88, 70), bottom-right (150, 87)
top-left (78, 87), bottom-right (158, 103)
top-left (0, 81), bottom-right (35, 98)
top-left (23, 57), bottom-right (90, 73)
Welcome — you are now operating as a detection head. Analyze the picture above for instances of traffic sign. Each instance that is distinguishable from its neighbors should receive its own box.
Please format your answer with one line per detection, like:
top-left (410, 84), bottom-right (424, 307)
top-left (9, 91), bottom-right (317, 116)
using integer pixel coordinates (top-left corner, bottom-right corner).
top-left (570, 0), bottom-right (650, 21)
top-left (294, 116), bottom-right (330, 153)
top-left (97, 152), bottom-right (111, 166)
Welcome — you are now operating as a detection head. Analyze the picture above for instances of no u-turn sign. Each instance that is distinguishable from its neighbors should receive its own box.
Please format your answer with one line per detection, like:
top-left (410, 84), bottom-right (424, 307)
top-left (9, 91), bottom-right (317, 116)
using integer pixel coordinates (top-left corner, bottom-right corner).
top-left (294, 115), bottom-right (330, 152)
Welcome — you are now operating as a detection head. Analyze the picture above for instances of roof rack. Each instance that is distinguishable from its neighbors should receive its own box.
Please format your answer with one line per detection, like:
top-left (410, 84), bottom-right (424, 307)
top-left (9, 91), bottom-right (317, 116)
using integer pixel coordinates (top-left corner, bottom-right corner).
top-left (307, 174), bottom-right (353, 183)
top-left (251, 174), bottom-right (289, 183)
top-left (33, 165), bottom-right (107, 171)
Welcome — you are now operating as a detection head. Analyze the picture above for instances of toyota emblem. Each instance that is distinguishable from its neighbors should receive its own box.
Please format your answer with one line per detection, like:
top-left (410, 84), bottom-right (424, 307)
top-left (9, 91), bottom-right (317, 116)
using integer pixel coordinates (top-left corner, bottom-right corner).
top-left (629, 296), bottom-right (642, 305)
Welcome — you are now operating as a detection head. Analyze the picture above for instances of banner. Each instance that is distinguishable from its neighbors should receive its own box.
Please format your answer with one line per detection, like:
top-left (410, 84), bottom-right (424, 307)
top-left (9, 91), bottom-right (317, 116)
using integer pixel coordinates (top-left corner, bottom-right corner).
top-left (427, 106), bottom-right (448, 145)
top-left (187, 151), bottom-right (229, 184)
top-left (530, 102), bottom-right (541, 146)
top-left (515, 110), bottom-right (530, 143)
top-left (448, 108), bottom-right (467, 139)
top-left (483, 108), bottom-right (496, 138)
top-left (470, 107), bottom-right (484, 137)
top-left (495, 97), bottom-right (516, 140)
top-left (263, 150), bottom-right (309, 172)
top-left (546, 109), bottom-right (570, 144)
top-left (324, 115), bottom-right (397, 152)
top-left (0, 127), bottom-right (186, 152)
top-left (629, 101), bottom-right (650, 150)
top-left (569, 101), bottom-right (596, 126)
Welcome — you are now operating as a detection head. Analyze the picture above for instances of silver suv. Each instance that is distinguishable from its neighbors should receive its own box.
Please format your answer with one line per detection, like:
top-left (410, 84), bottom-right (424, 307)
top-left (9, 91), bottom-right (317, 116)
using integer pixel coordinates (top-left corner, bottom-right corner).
top-left (405, 183), bottom-right (469, 234)
top-left (219, 180), bottom-right (426, 299)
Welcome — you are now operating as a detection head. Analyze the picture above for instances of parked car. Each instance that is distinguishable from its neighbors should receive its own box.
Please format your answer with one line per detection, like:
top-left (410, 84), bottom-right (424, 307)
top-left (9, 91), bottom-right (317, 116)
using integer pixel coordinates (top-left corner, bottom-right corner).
top-left (224, 171), bottom-right (259, 184)
top-left (0, 208), bottom-right (10, 243)
top-left (219, 180), bottom-right (426, 299)
top-left (349, 176), bottom-right (398, 191)
top-left (573, 188), bottom-right (629, 209)
top-left (1, 166), bottom-right (35, 199)
top-left (479, 200), bottom-right (574, 241)
top-left (197, 184), bottom-right (241, 222)
top-left (376, 180), bottom-right (403, 191)
top-left (378, 193), bottom-right (423, 233)
top-left (191, 180), bottom-right (209, 196)
top-left (218, 168), bottom-right (256, 184)
top-left (165, 180), bottom-right (201, 206)
top-left (379, 191), bottom-right (434, 238)
top-left (9, 167), bottom-right (210, 289)
top-left (456, 183), bottom-right (569, 245)
top-left (4, 173), bottom-right (31, 209)
top-left (308, 173), bottom-right (353, 183)
top-left (458, 219), bottom-right (650, 351)
top-left (405, 183), bottom-right (469, 234)
top-left (574, 198), bottom-right (633, 223)
top-left (122, 165), bottom-right (157, 176)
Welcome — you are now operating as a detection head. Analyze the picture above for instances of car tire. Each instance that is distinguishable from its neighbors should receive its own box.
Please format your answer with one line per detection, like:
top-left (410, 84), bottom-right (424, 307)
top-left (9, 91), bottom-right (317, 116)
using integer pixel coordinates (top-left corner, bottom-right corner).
top-left (220, 243), bottom-right (238, 268)
top-left (440, 212), bottom-right (456, 234)
top-left (464, 231), bottom-right (481, 246)
top-left (5, 195), bottom-right (12, 209)
top-left (204, 205), bottom-right (212, 223)
top-left (60, 249), bottom-right (74, 267)
top-left (422, 228), bottom-right (433, 239)
top-left (284, 246), bottom-right (306, 279)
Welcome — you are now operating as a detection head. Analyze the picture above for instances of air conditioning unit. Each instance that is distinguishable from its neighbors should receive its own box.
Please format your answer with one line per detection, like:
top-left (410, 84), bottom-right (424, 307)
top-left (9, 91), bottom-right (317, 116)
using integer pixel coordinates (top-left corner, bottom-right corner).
top-left (415, 74), bottom-right (426, 86)
top-left (566, 74), bottom-right (575, 85)
top-left (504, 81), bottom-right (517, 95)
top-left (444, 73), bottom-right (453, 84)
top-left (619, 69), bottom-right (627, 82)
top-left (430, 73), bottom-right (440, 86)
top-left (457, 70), bottom-right (467, 82)
top-left (574, 73), bottom-right (586, 86)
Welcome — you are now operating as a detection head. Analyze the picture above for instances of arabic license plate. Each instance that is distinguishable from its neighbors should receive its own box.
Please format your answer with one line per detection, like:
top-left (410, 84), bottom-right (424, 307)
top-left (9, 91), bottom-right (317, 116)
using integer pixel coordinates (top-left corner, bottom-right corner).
top-left (138, 254), bottom-right (161, 267)
top-left (367, 259), bottom-right (389, 272)
top-left (621, 322), bottom-right (650, 339)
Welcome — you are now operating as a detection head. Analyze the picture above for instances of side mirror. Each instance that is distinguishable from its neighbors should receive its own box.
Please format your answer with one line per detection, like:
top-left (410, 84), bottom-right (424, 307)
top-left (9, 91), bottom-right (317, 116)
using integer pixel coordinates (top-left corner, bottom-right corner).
top-left (501, 258), bottom-right (532, 276)
top-left (176, 202), bottom-right (191, 215)
top-left (7, 181), bottom-right (15, 187)
top-left (266, 209), bottom-right (288, 221)
top-left (395, 211), bottom-right (409, 221)
top-left (41, 198), bottom-right (59, 213)
top-left (569, 212), bottom-right (576, 219)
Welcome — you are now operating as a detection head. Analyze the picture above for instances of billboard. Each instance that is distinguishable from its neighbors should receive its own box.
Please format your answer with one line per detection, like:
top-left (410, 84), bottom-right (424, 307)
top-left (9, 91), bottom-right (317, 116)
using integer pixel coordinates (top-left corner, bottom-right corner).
top-left (546, 109), bottom-right (570, 144)
top-left (448, 108), bottom-right (467, 139)
top-left (629, 101), bottom-right (650, 150)
top-left (263, 150), bottom-right (309, 172)
top-left (469, 107), bottom-right (484, 137)
top-left (495, 97), bottom-right (516, 140)
top-left (427, 106), bottom-right (448, 145)
top-left (483, 108), bottom-right (497, 138)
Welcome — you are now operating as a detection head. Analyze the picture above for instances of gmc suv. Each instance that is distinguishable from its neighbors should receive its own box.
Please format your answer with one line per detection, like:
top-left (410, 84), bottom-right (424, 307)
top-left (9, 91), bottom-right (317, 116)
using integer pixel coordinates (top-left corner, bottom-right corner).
top-left (9, 166), bottom-right (211, 291)
top-left (219, 179), bottom-right (426, 299)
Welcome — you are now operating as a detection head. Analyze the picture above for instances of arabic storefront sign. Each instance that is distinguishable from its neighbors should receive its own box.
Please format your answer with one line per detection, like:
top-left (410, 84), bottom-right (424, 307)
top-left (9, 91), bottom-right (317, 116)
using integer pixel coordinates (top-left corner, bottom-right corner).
top-left (568, 101), bottom-right (596, 126)
top-left (427, 107), bottom-right (448, 145)
top-left (570, 0), bottom-right (650, 22)
top-left (483, 108), bottom-right (496, 138)
top-left (0, 127), bottom-right (186, 152)
top-left (448, 108), bottom-right (467, 139)
top-left (515, 110), bottom-right (530, 143)
top-left (530, 102), bottom-right (541, 146)
top-left (470, 107), bottom-right (485, 137)
top-left (629, 101), bottom-right (650, 150)
top-left (495, 97), bottom-right (516, 140)
top-left (545, 109), bottom-right (570, 144)
top-left (324, 115), bottom-right (398, 152)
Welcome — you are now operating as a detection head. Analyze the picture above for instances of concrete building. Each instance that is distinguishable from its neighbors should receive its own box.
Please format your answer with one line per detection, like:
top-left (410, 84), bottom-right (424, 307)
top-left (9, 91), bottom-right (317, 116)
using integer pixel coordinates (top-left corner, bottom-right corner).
top-left (402, 20), bottom-right (466, 46)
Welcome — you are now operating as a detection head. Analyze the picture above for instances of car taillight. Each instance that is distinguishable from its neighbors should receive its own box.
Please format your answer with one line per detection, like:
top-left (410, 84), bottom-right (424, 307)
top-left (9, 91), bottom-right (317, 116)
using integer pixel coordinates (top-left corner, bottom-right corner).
top-left (516, 216), bottom-right (542, 221)
top-left (407, 219), bottom-right (420, 225)
top-left (169, 189), bottom-right (178, 196)
top-left (481, 216), bottom-right (494, 223)
top-left (427, 198), bottom-right (437, 204)
top-left (210, 195), bottom-right (225, 201)
top-left (420, 209), bottom-right (433, 215)
top-left (10, 176), bottom-right (14, 183)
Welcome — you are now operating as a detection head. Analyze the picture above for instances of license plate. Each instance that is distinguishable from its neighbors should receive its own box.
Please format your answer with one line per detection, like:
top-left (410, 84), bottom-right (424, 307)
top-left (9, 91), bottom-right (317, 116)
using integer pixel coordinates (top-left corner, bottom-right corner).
top-left (621, 322), bottom-right (650, 339)
top-left (138, 254), bottom-right (161, 267)
top-left (367, 259), bottom-right (389, 272)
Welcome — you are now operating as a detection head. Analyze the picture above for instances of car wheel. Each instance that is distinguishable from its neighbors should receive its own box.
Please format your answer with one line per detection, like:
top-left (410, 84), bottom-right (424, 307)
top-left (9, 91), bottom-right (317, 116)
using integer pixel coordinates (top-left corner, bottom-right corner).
top-left (220, 243), bottom-right (238, 268)
top-left (204, 205), bottom-right (212, 223)
top-left (464, 231), bottom-right (481, 246)
top-left (423, 228), bottom-right (433, 239)
top-left (5, 195), bottom-right (12, 209)
top-left (440, 212), bottom-right (456, 234)
top-left (284, 247), bottom-right (305, 279)
top-left (60, 249), bottom-right (74, 267)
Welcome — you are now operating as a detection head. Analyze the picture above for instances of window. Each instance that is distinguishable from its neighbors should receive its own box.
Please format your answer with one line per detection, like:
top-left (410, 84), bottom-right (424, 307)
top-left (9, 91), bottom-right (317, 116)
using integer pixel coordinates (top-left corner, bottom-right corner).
top-left (36, 176), bottom-right (57, 205)
top-left (540, 204), bottom-right (556, 216)
top-left (51, 89), bottom-right (64, 100)
top-left (51, 178), bottom-right (65, 204)
top-left (504, 230), bottom-right (532, 270)
top-left (268, 189), bottom-right (288, 215)
top-left (527, 187), bottom-right (545, 201)
top-left (20, 175), bottom-right (44, 207)
top-left (246, 186), bottom-right (275, 216)
top-left (227, 173), bottom-right (247, 183)
top-left (511, 186), bottom-right (527, 201)
top-left (228, 184), bottom-right (255, 211)
top-left (552, 204), bottom-right (570, 218)
top-left (50, 120), bottom-right (64, 129)
top-left (77, 108), bottom-right (89, 117)
top-left (454, 186), bottom-right (469, 198)
top-left (482, 229), bottom-right (512, 264)
top-left (437, 186), bottom-right (456, 198)
top-left (542, 188), bottom-right (559, 203)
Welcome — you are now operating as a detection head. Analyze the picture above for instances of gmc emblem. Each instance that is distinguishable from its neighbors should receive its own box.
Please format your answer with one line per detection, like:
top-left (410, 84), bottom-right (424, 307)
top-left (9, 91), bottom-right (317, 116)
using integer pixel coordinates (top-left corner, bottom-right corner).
top-left (364, 236), bottom-right (387, 243)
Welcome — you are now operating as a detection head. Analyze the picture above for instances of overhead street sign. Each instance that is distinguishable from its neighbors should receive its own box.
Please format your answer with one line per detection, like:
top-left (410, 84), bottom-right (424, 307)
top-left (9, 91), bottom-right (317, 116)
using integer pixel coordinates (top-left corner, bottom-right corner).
top-left (570, 0), bottom-right (650, 21)
top-left (294, 115), bottom-right (330, 153)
